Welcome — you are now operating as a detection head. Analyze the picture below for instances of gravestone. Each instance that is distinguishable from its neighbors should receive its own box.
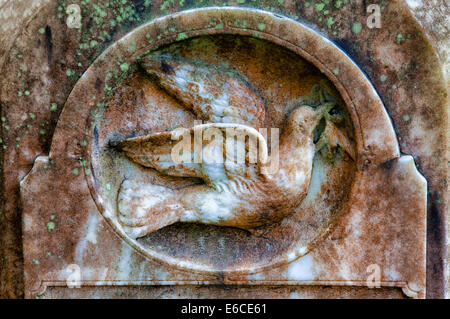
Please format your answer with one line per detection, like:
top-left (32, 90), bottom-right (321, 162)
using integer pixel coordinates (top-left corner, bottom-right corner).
top-left (0, 0), bottom-right (447, 299)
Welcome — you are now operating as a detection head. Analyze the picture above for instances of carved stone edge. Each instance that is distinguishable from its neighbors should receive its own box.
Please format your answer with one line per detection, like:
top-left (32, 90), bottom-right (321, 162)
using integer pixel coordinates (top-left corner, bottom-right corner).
top-left (31, 280), bottom-right (421, 299)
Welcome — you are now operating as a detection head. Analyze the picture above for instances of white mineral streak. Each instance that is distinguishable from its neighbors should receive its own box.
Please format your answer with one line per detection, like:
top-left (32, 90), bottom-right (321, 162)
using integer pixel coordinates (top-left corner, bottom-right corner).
top-left (188, 188), bottom-right (238, 224)
top-left (385, 267), bottom-right (402, 281)
top-left (300, 155), bottom-right (328, 205)
top-left (85, 213), bottom-right (98, 245)
top-left (286, 254), bottom-right (315, 281)
top-left (118, 180), bottom-right (176, 219)
top-left (74, 212), bottom-right (100, 267)
top-left (246, 272), bottom-right (265, 281)
top-left (406, 0), bottom-right (423, 8)
top-left (115, 241), bottom-right (133, 280)
top-left (409, 116), bottom-right (441, 156)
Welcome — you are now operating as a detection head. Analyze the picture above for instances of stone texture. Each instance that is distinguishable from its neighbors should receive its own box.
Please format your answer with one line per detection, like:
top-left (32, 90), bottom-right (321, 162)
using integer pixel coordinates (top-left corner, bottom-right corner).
top-left (42, 285), bottom-right (407, 299)
top-left (18, 8), bottom-right (426, 298)
top-left (0, 0), bottom-right (448, 299)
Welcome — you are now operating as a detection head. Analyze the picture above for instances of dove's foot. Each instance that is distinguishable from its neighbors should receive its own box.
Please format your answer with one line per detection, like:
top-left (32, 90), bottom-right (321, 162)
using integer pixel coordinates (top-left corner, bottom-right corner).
top-left (117, 179), bottom-right (184, 238)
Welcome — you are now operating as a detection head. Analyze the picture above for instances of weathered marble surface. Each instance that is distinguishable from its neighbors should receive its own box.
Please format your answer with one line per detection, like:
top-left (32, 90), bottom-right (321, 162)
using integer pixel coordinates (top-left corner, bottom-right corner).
top-left (18, 7), bottom-right (426, 298)
top-left (0, 0), bottom-right (448, 299)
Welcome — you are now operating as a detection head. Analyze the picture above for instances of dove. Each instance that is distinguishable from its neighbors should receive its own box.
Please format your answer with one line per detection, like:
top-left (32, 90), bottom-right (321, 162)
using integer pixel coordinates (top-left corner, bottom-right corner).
top-left (114, 55), bottom-right (355, 238)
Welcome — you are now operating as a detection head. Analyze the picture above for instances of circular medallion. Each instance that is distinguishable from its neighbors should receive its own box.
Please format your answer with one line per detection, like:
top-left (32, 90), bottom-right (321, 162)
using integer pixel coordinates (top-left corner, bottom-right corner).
top-left (51, 7), bottom-right (399, 274)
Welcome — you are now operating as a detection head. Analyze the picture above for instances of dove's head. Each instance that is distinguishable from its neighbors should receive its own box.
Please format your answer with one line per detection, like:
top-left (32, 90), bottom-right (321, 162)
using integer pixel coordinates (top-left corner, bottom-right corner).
top-left (286, 102), bottom-right (336, 137)
top-left (286, 106), bottom-right (321, 137)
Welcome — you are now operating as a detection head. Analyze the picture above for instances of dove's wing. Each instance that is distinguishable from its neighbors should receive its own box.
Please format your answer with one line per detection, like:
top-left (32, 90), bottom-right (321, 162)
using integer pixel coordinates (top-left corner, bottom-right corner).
top-left (140, 54), bottom-right (265, 128)
top-left (199, 123), bottom-right (269, 186)
top-left (116, 123), bottom-right (269, 184)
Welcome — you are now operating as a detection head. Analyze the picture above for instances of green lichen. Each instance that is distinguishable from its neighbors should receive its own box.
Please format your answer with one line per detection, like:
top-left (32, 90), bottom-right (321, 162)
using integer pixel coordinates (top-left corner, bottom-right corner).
top-left (78, 158), bottom-right (88, 167)
top-left (215, 23), bottom-right (224, 30)
top-left (128, 40), bottom-right (137, 53)
top-left (161, 0), bottom-right (177, 12)
top-left (66, 69), bottom-right (76, 77)
top-left (396, 33), bottom-right (405, 44)
top-left (257, 23), bottom-right (266, 31)
top-left (315, 3), bottom-right (325, 12)
top-left (351, 22), bottom-right (362, 34)
top-left (403, 114), bottom-right (410, 122)
top-left (120, 63), bottom-right (129, 72)
top-left (380, 74), bottom-right (388, 82)
top-left (46, 221), bottom-right (55, 231)
top-left (50, 103), bottom-right (58, 111)
top-left (326, 17), bottom-right (334, 28)
top-left (252, 32), bottom-right (262, 39)
top-left (176, 32), bottom-right (188, 41)
top-left (72, 168), bottom-right (79, 175)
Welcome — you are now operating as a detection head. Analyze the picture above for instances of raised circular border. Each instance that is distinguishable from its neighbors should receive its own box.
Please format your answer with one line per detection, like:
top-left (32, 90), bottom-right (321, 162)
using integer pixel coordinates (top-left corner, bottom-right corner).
top-left (49, 7), bottom-right (400, 275)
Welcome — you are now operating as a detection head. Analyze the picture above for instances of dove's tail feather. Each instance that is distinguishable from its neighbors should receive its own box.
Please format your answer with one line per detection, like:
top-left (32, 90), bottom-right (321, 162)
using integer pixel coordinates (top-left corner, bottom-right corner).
top-left (116, 131), bottom-right (204, 178)
top-left (117, 179), bottom-right (186, 238)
